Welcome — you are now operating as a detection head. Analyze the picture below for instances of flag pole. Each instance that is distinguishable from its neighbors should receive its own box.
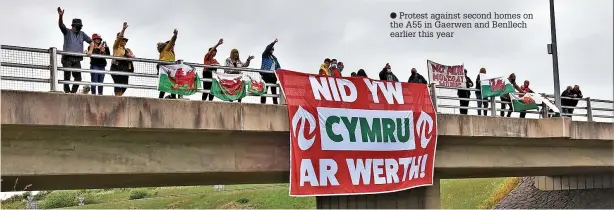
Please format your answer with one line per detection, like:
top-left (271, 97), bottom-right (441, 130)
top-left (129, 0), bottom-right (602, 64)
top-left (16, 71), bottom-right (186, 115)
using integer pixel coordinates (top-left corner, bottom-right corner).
top-left (548, 0), bottom-right (563, 114)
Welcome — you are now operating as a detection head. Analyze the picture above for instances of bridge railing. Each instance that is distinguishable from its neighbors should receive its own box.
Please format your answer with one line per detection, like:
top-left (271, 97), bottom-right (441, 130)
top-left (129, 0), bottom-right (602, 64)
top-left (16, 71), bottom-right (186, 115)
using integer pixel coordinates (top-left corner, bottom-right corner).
top-left (1, 45), bottom-right (613, 122)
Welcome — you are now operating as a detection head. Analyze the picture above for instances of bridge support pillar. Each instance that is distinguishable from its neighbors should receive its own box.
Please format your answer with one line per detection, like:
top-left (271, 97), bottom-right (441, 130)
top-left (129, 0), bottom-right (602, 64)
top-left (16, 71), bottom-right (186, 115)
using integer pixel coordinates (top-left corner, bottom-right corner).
top-left (534, 173), bottom-right (614, 191)
top-left (316, 178), bottom-right (440, 209)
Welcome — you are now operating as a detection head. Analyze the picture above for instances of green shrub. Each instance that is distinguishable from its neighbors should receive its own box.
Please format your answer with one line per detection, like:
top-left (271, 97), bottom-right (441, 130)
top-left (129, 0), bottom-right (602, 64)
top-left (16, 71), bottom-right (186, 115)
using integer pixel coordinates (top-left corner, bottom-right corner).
top-left (33, 191), bottom-right (52, 200)
top-left (39, 191), bottom-right (78, 209)
top-left (129, 189), bottom-right (150, 200)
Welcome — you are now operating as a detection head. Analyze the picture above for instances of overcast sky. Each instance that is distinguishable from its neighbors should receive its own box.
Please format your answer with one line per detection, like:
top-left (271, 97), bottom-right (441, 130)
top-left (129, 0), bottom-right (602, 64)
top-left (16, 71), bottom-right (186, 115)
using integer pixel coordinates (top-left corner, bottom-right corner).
top-left (1, 0), bottom-right (613, 115)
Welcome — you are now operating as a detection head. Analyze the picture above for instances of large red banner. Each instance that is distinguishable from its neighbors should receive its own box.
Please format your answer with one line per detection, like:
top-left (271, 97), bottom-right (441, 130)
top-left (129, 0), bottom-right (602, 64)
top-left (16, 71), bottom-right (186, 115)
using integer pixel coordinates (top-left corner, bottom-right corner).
top-left (276, 70), bottom-right (438, 196)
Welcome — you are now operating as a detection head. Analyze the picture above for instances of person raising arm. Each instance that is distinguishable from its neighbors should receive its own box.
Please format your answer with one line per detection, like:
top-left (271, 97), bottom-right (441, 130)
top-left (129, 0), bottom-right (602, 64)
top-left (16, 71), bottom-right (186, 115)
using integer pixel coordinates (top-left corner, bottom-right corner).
top-left (202, 38), bottom-right (224, 101)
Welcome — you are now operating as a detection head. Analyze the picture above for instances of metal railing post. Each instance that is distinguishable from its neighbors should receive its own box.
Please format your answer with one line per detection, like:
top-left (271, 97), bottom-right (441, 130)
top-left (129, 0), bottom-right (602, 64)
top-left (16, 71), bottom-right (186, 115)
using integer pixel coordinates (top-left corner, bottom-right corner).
top-left (541, 103), bottom-right (549, 118)
top-left (49, 47), bottom-right (59, 92)
top-left (490, 96), bottom-right (497, 116)
top-left (279, 91), bottom-right (286, 105)
top-left (429, 84), bottom-right (439, 113)
top-left (586, 97), bottom-right (593, 122)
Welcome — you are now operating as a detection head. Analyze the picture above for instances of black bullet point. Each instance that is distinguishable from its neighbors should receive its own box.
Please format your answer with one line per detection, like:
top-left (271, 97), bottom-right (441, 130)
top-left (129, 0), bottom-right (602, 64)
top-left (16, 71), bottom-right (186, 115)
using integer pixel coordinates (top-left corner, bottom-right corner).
top-left (390, 12), bottom-right (397, 19)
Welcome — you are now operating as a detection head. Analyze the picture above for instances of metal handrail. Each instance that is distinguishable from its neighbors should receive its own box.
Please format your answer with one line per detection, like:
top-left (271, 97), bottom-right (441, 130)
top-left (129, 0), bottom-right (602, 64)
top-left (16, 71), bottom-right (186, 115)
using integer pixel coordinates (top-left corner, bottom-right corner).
top-left (2, 44), bottom-right (613, 122)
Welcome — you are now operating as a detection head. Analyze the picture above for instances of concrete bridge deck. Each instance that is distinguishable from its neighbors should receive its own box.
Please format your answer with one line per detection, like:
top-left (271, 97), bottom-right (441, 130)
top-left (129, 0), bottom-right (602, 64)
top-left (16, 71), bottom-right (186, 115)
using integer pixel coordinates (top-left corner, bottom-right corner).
top-left (2, 90), bottom-right (613, 191)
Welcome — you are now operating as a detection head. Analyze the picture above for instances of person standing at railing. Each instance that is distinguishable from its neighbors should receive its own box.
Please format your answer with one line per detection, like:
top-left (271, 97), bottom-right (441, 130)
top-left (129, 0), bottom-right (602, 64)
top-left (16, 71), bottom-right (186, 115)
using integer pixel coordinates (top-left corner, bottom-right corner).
top-left (110, 22), bottom-right (135, 96)
top-left (224, 49), bottom-right (254, 103)
top-left (379, 63), bottom-right (399, 82)
top-left (202, 39), bottom-right (224, 101)
top-left (518, 80), bottom-right (534, 118)
top-left (319, 58), bottom-right (331, 76)
top-left (457, 69), bottom-right (474, 115)
top-left (567, 85), bottom-right (583, 115)
top-left (561, 86), bottom-right (574, 114)
top-left (357, 69), bottom-right (368, 78)
top-left (157, 29), bottom-right (179, 99)
top-left (86, 34), bottom-right (110, 95)
top-left (56, 7), bottom-right (93, 94)
top-left (475, 68), bottom-right (489, 116)
top-left (260, 38), bottom-right (281, 104)
top-left (328, 59), bottom-right (342, 77)
top-left (407, 68), bottom-right (427, 84)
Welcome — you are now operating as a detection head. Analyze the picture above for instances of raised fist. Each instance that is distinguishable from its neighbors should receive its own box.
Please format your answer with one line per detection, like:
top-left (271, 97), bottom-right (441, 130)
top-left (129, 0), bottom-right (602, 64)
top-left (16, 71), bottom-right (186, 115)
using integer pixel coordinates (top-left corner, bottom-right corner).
top-left (57, 7), bottom-right (64, 16)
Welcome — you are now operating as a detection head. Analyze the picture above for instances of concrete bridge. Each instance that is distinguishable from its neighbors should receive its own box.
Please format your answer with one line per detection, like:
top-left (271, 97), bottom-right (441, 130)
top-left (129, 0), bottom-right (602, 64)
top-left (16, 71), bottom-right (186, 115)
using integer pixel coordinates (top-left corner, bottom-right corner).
top-left (2, 90), bottom-right (614, 208)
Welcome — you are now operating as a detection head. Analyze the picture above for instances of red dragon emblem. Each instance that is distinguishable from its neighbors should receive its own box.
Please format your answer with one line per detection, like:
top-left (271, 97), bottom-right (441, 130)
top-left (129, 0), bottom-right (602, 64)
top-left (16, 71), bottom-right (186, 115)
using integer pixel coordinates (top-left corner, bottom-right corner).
top-left (489, 78), bottom-right (505, 92)
top-left (249, 80), bottom-right (264, 92)
top-left (168, 68), bottom-right (197, 91)
top-left (219, 76), bottom-right (244, 95)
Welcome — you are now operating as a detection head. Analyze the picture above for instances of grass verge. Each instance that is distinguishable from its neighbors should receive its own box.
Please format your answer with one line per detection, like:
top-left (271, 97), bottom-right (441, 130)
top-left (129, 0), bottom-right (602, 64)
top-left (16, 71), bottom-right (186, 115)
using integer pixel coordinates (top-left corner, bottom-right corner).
top-left (2, 178), bottom-right (520, 209)
top-left (477, 177), bottom-right (521, 209)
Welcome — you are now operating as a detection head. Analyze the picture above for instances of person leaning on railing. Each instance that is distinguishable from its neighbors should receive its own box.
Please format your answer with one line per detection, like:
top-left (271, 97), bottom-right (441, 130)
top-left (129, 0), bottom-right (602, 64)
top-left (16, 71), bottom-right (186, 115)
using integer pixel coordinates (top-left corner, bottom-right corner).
top-left (202, 38), bottom-right (224, 101)
top-left (260, 38), bottom-right (281, 104)
top-left (499, 73), bottom-right (523, 117)
top-left (56, 7), bottom-right (93, 94)
top-left (517, 80), bottom-right (534, 118)
top-left (110, 22), bottom-right (135, 97)
top-left (86, 34), bottom-right (110, 95)
top-left (157, 29), bottom-right (179, 99)
top-left (224, 49), bottom-right (254, 103)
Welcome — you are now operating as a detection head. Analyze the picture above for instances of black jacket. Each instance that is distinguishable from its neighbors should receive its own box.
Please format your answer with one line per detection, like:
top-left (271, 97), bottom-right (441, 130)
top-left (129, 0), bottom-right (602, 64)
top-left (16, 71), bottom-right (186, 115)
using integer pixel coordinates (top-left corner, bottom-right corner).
top-left (90, 46), bottom-right (110, 67)
top-left (379, 68), bottom-right (399, 82)
top-left (408, 73), bottom-right (427, 84)
top-left (457, 76), bottom-right (474, 98)
top-left (475, 74), bottom-right (482, 94)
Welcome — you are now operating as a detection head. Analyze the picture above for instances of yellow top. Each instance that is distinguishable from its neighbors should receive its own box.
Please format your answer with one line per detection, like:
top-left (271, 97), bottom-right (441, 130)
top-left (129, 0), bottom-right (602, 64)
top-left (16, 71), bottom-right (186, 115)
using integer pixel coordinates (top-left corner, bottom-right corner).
top-left (159, 39), bottom-right (176, 62)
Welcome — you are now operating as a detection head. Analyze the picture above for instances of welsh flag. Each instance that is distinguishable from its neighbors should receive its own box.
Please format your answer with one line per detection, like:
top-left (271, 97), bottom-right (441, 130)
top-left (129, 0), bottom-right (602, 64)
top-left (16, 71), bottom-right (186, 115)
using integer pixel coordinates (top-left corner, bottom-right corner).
top-left (158, 64), bottom-right (201, 95)
top-left (511, 93), bottom-right (539, 112)
top-left (479, 74), bottom-right (516, 98)
top-left (210, 73), bottom-right (247, 101)
top-left (246, 75), bottom-right (267, 96)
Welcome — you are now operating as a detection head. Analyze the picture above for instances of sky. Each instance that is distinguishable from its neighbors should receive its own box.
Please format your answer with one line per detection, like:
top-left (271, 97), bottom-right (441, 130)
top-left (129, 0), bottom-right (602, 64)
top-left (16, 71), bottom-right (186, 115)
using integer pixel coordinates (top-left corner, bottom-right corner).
top-left (1, 0), bottom-right (612, 99)
top-left (0, 0), bottom-right (613, 198)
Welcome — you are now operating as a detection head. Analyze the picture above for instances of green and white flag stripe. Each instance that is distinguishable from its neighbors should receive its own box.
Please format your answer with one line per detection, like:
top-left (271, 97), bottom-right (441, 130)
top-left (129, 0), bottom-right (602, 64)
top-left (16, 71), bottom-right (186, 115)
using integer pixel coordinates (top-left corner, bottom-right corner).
top-left (510, 93), bottom-right (539, 112)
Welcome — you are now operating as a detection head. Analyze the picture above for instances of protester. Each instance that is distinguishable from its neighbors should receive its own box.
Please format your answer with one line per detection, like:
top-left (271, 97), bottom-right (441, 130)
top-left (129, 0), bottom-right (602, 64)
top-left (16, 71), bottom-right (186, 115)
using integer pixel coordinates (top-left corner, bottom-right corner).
top-left (260, 38), bottom-right (281, 104)
top-left (518, 80), bottom-right (535, 118)
top-left (499, 73), bottom-right (522, 117)
top-left (110, 22), bottom-right (134, 96)
top-left (319, 58), bottom-right (331, 76)
top-left (57, 7), bottom-right (92, 93)
top-left (86, 34), bottom-right (110, 95)
top-left (328, 59), bottom-right (342, 77)
top-left (407, 68), bottom-right (427, 84)
top-left (561, 86), bottom-right (574, 114)
top-left (338, 62), bottom-right (345, 76)
top-left (457, 69), bottom-right (474, 115)
top-left (357, 69), bottom-right (368, 78)
top-left (202, 39), bottom-right (224, 101)
top-left (568, 85), bottom-right (583, 115)
top-left (379, 63), bottom-right (398, 82)
top-left (224, 49), bottom-right (254, 102)
top-left (475, 68), bottom-right (489, 116)
top-left (156, 29), bottom-right (179, 99)
top-left (350, 72), bottom-right (357, 77)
